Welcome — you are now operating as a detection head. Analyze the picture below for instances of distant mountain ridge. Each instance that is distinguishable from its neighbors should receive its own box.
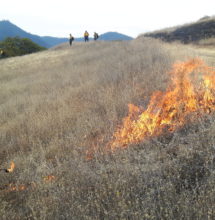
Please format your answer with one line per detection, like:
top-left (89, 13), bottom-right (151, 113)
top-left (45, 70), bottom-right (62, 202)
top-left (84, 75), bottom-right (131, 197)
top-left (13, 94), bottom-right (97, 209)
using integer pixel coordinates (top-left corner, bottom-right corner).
top-left (99, 32), bottom-right (133, 41)
top-left (0, 20), bottom-right (49, 47)
top-left (0, 20), bottom-right (133, 48)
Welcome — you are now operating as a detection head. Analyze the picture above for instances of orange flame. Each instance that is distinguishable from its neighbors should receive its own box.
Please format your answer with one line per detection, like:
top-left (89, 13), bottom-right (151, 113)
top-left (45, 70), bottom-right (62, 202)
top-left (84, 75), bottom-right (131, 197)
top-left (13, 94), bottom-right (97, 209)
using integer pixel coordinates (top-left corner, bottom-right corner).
top-left (5, 183), bottom-right (27, 192)
top-left (6, 161), bottom-right (15, 173)
top-left (1, 175), bottom-right (56, 194)
top-left (43, 175), bottom-right (56, 183)
top-left (109, 59), bottom-right (215, 151)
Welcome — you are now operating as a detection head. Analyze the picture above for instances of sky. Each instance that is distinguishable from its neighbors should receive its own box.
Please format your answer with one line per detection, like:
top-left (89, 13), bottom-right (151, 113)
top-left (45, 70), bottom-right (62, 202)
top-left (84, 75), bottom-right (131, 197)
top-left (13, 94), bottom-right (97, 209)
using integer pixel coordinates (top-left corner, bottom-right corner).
top-left (1, 0), bottom-right (215, 38)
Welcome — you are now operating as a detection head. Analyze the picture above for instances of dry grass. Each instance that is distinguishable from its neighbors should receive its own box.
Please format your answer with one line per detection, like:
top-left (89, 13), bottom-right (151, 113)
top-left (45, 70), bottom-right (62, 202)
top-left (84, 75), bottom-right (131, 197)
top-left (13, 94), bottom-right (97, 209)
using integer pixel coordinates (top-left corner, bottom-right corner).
top-left (197, 37), bottom-right (215, 47)
top-left (0, 38), bottom-right (215, 219)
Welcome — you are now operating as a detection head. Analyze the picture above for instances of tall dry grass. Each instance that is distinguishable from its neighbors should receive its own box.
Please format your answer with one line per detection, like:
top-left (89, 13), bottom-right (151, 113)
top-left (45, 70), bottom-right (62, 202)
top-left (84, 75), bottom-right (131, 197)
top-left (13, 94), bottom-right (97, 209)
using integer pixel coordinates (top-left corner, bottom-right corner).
top-left (0, 38), bottom-right (215, 219)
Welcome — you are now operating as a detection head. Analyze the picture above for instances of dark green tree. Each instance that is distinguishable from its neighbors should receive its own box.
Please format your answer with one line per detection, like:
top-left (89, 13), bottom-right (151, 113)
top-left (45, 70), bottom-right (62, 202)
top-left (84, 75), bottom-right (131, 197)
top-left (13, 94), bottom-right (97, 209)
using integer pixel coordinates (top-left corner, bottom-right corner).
top-left (0, 36), bottom-right (46, 58)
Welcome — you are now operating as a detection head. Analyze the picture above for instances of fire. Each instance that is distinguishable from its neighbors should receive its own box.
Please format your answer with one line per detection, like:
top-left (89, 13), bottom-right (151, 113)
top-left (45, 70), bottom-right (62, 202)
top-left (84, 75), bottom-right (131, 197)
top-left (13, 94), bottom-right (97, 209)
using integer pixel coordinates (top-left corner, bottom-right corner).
top-left (5, 183), bottom-right (27, 192)
top-left (6, 161), bottom-right (15, 173)
top-left (109, 58), bottom-right (215, 151)
top-left (43, 175), bottom-right (56, 183)
top-left (1, 175), bottom-right (56, 194)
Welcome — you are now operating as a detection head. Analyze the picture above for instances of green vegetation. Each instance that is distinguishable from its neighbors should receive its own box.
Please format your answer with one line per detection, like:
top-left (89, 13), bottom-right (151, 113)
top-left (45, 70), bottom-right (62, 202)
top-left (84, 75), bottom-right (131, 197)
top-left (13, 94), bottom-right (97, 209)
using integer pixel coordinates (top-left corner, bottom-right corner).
top-left (0, 36), bottom-right (46, 58)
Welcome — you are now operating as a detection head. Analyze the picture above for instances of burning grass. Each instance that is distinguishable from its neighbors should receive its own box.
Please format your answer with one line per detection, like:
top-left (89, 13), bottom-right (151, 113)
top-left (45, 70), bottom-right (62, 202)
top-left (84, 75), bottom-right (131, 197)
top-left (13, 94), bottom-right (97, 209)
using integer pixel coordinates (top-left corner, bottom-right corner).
top-left (6, 161), bottom-right (15, 173)
top-left (109, 58), bottom-right (215, 151)
top-left (1, 39), bottom-right (215, 219)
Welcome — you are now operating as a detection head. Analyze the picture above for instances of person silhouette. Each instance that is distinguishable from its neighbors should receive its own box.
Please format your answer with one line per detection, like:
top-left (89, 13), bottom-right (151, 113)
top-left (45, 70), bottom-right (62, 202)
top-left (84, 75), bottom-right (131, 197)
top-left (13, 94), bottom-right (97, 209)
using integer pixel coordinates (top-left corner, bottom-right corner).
top-left (69, 34), bottom-right (74, 46)
top-left (84, 31), bottom-right (89, 42)
top-left (94, 32), bottom-right (99, 41)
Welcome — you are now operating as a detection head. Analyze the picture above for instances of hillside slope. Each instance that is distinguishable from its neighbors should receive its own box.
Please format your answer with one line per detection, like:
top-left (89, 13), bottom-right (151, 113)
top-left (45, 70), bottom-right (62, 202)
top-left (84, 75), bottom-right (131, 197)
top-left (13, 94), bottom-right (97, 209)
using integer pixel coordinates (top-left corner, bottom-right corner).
top-left (144, 16), bottom-right (215, 44)
top-left (1, 40), bottom-right (215, 219)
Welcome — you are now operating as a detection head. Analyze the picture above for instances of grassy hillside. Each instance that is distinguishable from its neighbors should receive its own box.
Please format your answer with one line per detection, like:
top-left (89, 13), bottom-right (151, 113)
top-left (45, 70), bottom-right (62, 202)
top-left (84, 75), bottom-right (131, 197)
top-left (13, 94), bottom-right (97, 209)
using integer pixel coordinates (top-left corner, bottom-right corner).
top-left (144, 16), bottom-right (215, 46)
top-left (1, 39), bottom-right (215, 219)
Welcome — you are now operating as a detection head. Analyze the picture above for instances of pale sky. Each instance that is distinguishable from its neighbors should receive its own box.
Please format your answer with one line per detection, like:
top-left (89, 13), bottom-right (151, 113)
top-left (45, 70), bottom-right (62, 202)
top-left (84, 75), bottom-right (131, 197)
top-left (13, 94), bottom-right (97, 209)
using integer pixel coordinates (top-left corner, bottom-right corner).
top-left (1, 0), bottom-right (215, 38)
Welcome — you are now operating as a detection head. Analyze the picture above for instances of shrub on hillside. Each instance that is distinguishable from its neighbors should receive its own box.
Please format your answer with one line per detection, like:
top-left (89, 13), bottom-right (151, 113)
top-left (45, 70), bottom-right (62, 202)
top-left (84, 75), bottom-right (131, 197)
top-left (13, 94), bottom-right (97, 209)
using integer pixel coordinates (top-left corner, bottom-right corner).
top-left (0, 36), bottom-right (46, 58)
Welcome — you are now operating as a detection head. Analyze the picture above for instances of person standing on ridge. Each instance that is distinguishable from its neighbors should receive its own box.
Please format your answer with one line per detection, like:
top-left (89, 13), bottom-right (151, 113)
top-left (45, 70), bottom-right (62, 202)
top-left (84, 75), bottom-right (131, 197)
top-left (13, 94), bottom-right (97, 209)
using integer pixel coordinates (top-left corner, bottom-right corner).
top-left (69, 34), bottom-right (74, 46)
top-left (94, 32), bottom-right (99, 41)
top-left (84, 31), bottom-right (89, 42)
top-left (0, 49), bottom-right (5, 58)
